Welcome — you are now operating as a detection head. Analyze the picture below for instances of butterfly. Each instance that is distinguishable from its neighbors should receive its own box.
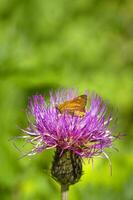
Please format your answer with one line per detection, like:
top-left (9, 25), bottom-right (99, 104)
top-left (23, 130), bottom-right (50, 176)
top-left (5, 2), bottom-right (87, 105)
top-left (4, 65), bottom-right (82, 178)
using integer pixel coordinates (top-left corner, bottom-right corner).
top-left (56, 95), bottom-right (87, 117)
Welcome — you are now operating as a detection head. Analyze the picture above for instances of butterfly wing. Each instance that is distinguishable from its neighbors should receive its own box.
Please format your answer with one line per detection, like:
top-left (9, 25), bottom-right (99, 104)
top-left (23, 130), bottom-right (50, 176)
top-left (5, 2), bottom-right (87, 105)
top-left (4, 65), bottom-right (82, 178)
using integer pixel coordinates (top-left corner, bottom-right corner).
top-left (56, 95), bottom-right (87, 116)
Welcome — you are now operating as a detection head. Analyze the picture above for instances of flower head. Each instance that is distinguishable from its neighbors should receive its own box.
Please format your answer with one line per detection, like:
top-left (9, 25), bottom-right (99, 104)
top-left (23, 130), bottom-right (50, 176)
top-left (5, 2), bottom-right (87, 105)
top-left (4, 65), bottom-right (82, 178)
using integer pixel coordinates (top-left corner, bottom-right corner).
top-left (17, 89), bottom-right (122, 188)
top-left (21, 89), bottom-right (118, 160)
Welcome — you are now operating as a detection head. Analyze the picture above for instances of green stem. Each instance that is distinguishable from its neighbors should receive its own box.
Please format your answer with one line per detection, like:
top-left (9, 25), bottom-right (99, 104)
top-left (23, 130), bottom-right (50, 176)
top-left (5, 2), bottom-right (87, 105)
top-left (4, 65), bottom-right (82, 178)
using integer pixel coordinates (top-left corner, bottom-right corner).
top-left (61, 185), bottom-right (69, 200)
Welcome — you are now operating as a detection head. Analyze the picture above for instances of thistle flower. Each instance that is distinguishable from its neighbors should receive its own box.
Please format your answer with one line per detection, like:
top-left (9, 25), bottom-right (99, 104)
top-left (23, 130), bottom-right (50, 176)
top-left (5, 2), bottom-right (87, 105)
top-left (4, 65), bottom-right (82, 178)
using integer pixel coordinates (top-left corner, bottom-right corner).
top-left (18, 89), bottom-right (120, 199)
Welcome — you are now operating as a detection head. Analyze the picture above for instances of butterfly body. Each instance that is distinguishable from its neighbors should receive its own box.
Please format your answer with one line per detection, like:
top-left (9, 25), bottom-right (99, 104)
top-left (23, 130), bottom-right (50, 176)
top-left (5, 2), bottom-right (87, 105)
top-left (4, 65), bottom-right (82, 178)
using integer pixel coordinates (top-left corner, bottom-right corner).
top-left (56, 95), bottom-right (87, 117)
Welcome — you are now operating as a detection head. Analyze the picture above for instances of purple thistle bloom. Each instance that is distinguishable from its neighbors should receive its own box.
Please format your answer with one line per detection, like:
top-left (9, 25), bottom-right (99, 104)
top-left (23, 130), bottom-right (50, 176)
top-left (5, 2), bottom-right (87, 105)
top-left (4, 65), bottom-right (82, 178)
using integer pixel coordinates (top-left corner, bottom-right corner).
top-left (21, 89), bottom-right (118, 161)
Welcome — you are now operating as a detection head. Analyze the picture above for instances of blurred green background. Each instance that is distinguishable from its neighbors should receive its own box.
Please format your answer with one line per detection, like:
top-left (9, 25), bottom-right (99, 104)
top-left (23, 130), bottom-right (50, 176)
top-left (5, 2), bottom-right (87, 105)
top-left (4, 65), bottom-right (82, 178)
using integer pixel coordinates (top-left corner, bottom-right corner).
top-left (0, 0), bottom-right (133, 199)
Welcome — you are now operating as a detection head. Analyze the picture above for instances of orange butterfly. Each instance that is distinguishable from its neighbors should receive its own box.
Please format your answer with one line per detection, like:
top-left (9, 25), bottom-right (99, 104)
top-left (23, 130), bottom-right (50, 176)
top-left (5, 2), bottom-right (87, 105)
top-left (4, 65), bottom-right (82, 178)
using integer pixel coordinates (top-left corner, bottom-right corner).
top-left (56, 95), bottom-right (87, 117)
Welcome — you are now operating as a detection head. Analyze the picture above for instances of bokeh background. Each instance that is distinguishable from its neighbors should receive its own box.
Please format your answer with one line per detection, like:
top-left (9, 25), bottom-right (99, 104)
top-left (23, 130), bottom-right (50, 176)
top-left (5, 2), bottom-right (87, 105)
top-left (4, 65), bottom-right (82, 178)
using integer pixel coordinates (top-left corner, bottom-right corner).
top-left (0, 0), bottom-right (133, 199)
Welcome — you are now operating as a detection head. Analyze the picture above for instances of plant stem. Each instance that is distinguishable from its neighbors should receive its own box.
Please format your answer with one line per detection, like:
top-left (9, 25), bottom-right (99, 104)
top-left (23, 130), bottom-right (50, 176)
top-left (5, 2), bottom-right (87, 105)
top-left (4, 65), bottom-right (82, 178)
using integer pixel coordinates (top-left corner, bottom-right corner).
top-left (61, 185), bottom-right (69, 200)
